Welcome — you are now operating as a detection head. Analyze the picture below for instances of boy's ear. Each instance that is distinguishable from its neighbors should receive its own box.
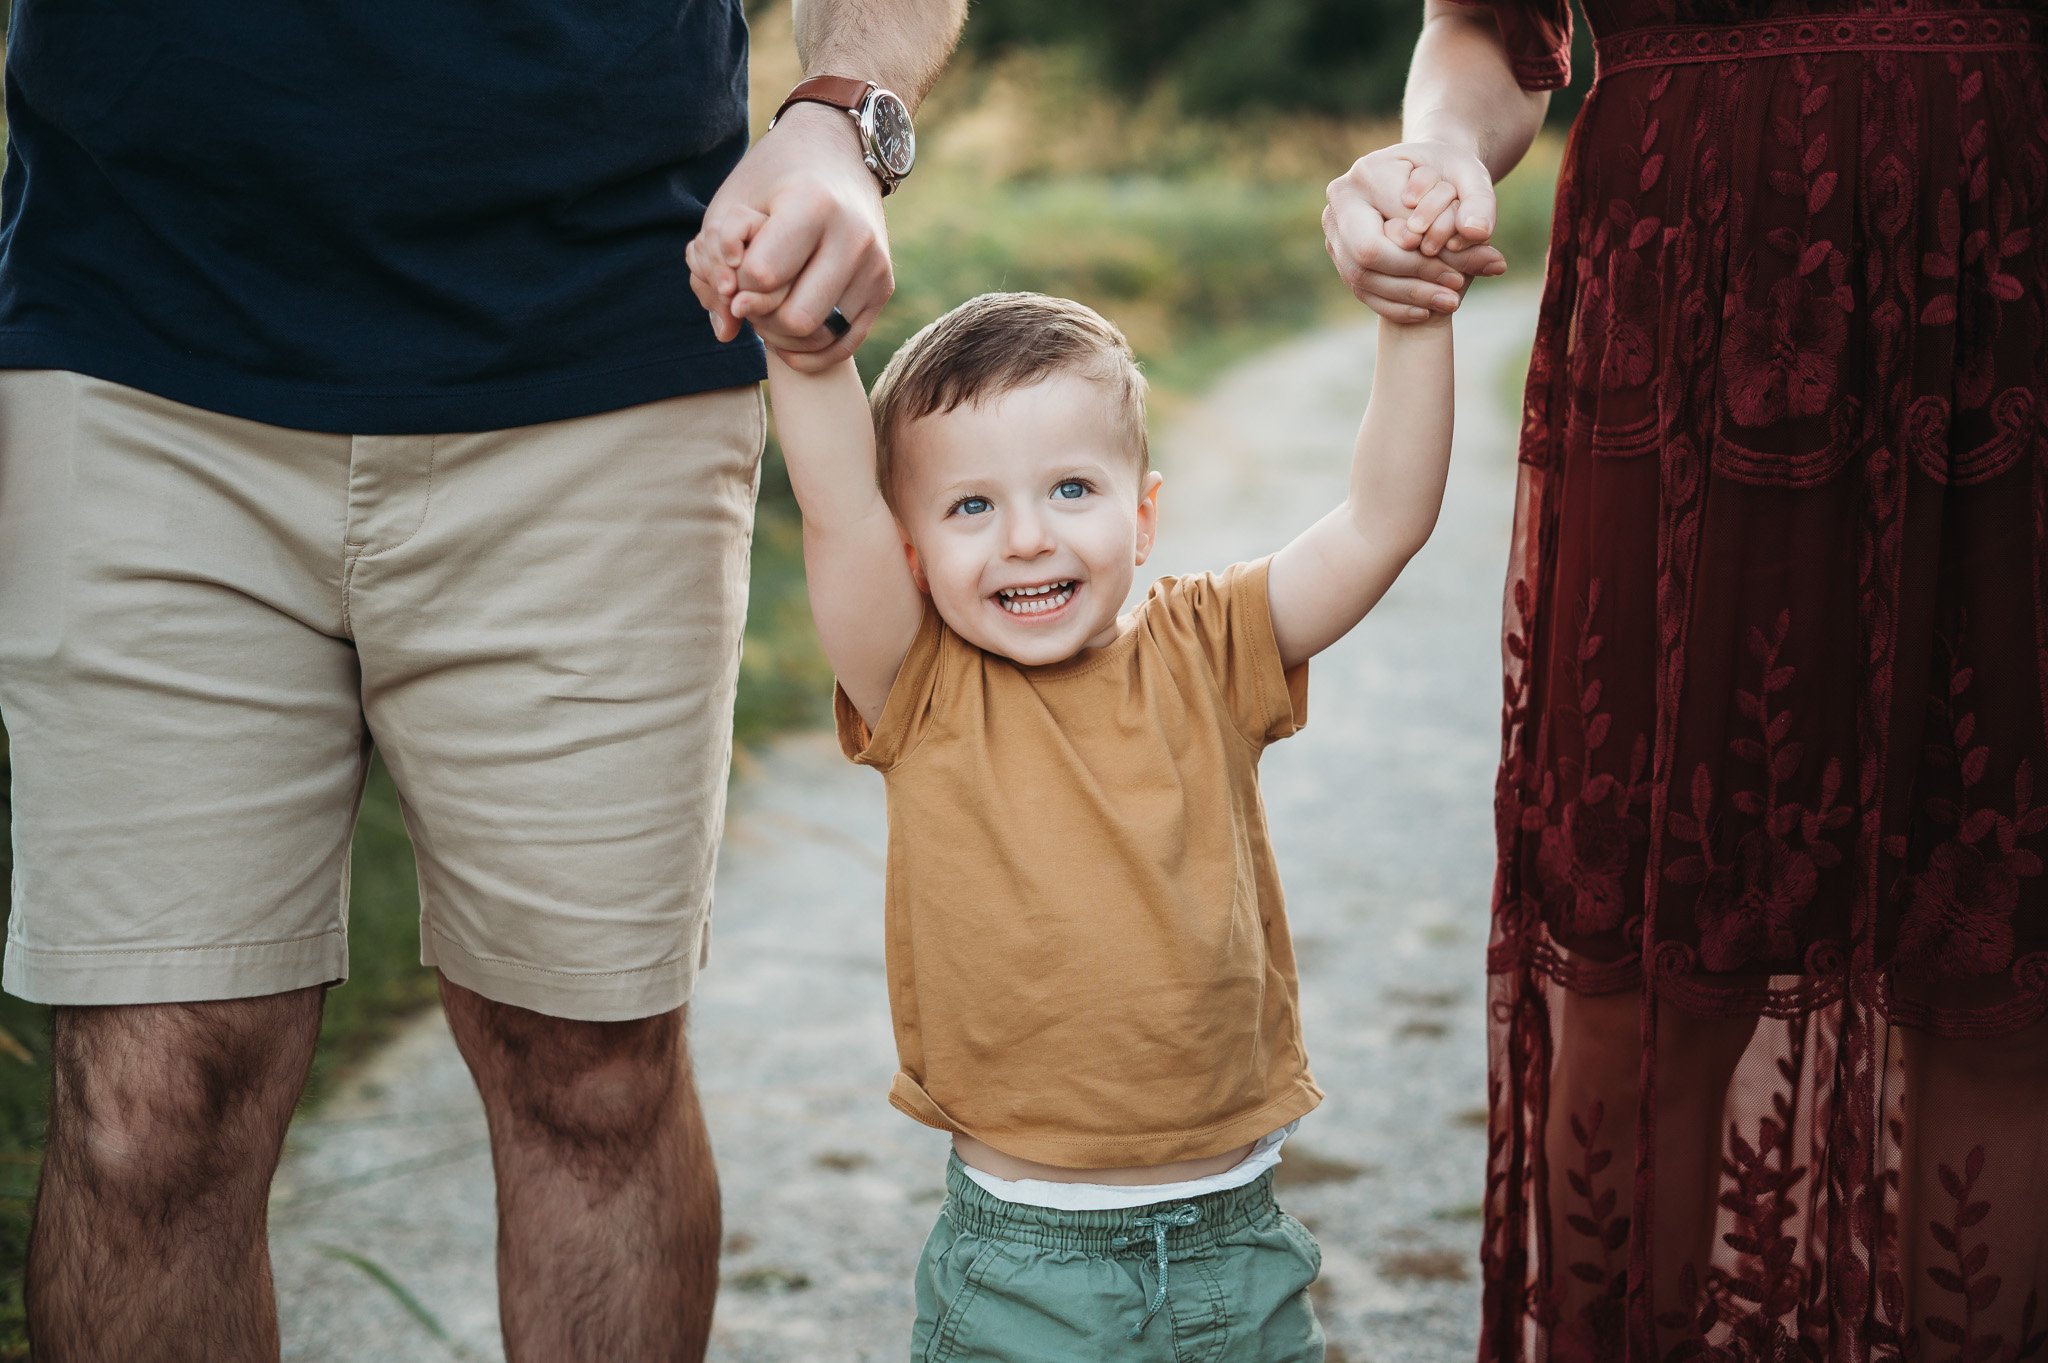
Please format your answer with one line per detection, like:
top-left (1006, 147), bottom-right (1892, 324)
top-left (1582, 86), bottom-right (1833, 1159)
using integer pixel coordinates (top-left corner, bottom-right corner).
top-left (903, 535), bottom-right (930, 593)
top-left (1133, 471), bottom-right (1165, 567)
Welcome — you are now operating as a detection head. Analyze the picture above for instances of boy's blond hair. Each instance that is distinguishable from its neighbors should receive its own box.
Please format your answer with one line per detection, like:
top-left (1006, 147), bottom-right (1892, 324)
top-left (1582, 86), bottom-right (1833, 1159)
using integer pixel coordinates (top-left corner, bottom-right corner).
top-left (869, 292), bottom-right (1149, 510)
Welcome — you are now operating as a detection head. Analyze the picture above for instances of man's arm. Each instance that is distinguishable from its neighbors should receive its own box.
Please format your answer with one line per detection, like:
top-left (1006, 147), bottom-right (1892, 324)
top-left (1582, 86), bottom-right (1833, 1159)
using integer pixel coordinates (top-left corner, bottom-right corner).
top-left (1265, 316), bottom-right (1455, 670)
top-left (792, 0), bottom-right (960, 105)
top-left (692, 0), bottom-right (966, 369)
top-left (764, 352), bottom-right (926, 726)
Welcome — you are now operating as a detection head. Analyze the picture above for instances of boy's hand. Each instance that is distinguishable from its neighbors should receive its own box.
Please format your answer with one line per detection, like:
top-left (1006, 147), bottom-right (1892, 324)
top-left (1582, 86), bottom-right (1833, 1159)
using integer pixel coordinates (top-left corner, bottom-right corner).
top-left (689, 103), bottom-right (894, 368)
top-left (1324, 143), bottom-right (1508, 321)
top-left (686, 208), bottom-right (827, 357)
top-left (1377, 203), bottom-right (1469, 324)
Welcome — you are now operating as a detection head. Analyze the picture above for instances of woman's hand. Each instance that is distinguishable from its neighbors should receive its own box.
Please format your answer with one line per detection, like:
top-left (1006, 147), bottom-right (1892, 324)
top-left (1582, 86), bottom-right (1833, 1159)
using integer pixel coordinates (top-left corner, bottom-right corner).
top-left (1324, 141), bottom-right (1510, 321)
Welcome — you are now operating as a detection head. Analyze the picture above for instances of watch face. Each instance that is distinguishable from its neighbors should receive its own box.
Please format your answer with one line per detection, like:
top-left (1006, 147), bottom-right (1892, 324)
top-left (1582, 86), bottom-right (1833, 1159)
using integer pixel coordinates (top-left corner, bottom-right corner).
top-left (869, 91), bottom-right (915, 178)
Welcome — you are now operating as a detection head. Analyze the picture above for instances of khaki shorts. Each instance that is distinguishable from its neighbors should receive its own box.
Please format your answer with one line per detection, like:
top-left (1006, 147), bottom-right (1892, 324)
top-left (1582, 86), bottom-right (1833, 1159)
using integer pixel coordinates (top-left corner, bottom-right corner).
top-left (0, 370), bottom-right (764, 1020)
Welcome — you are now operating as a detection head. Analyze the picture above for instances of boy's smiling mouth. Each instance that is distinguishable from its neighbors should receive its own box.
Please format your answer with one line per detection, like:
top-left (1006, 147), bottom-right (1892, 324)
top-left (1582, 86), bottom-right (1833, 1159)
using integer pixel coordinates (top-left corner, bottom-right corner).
top-left (995, 580), bottom-right (1077, 617)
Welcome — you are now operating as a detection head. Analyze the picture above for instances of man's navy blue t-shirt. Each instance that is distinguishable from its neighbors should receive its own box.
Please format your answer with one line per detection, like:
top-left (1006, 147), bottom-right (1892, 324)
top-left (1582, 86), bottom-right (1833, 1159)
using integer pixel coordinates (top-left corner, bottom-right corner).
top-left (0, 1), bottom-right (766, 433)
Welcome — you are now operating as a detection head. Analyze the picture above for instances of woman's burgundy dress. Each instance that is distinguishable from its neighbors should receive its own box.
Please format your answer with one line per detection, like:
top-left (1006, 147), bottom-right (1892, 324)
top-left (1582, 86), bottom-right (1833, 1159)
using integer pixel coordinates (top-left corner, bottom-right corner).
top-left (1466, 0), bottom-right (2048, 1356)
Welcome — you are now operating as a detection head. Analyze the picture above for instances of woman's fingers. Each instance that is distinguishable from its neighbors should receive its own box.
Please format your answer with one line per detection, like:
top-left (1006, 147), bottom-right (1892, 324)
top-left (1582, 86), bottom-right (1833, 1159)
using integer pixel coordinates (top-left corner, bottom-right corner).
top-left (1441, 165), bottom-right (1499, 245)
top-left (1354, 267), bottom-right (1467, 315)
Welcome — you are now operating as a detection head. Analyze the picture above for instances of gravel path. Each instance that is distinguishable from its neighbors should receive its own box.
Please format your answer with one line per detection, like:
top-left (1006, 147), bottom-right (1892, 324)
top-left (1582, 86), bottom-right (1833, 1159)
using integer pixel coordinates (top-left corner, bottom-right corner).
top-left (269, 283), bottom-right (1540, 1363)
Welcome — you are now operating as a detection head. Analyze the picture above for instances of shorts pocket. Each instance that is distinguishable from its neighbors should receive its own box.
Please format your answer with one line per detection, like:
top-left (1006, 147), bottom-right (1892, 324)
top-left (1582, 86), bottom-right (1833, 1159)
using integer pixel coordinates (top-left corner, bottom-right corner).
top-left (1276, 1211), bottom-right (1324, 1278)
top-left (0, 371), bottom-right (81, 665)
top-left (916, 1233), bottom-right (1007, 1363)
top-left (1233, 1212), bottom-right (1327, 1363)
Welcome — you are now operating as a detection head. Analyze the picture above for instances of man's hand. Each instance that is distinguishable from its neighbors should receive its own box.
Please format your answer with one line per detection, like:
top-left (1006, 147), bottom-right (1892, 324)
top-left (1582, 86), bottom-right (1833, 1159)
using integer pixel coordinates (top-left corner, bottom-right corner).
top-left (690, 103), bottom-right (894, 371)
top-left (1324, 141), bottom-right (1509, 322)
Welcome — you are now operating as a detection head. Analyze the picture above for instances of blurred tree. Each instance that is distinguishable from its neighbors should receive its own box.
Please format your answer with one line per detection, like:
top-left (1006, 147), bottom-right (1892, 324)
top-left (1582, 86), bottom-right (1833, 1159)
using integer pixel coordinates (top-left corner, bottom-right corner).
top-left (963, 0), bottom-right (1420, 115)
top-left (946, 0), bottom-right (1590, 124)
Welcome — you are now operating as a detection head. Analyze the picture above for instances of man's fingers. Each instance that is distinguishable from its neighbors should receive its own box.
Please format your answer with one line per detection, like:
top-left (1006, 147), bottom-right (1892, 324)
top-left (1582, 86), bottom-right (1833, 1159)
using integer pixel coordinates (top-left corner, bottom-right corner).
top-left (762, 228), bottom-right (870, 340)
top-left (769, 292), bottom-right (888, 373)
top-left (730, 282), bottom-right (792, 321)
top-left (753, 241), bottom-right (892, 359)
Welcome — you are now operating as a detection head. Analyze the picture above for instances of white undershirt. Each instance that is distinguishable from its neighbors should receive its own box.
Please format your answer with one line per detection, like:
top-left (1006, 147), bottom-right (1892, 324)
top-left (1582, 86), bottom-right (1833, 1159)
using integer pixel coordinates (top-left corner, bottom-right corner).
top-left (958, 1122), bottom-right (1299, 1212)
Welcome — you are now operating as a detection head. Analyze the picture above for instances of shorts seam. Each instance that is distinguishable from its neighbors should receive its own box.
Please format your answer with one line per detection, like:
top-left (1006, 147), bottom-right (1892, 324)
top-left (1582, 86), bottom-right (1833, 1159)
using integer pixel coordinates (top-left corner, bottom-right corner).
top-left (424, 922), bottom-right (691, 979)
top-left (5, 927), bottom-right (343, 959)
top-left (351, 434), bottom-right (439, 563)
top-left (341, 551), bottom-right (360, 636)
top-left (1189, 1256), bottom-right (1229, 1363)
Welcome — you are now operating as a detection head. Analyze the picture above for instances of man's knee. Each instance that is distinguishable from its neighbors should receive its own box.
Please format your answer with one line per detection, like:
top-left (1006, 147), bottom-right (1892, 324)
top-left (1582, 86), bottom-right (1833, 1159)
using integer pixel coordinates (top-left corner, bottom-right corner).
top-left (48, 990), bottom-right (322, 1208)
top-left (446, 987), bottom-right (694, 1169)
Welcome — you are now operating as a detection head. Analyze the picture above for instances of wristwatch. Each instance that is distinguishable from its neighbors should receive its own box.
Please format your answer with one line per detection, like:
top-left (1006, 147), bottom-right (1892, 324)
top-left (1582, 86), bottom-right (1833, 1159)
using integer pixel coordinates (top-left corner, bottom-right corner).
top-left (770, 76), bottom-right (916, 196)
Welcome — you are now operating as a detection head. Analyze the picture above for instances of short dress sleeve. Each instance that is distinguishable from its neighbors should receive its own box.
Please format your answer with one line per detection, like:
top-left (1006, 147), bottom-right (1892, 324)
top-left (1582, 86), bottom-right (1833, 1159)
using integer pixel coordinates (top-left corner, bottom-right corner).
top-left (1443, 0), bottom-right (1572, 91)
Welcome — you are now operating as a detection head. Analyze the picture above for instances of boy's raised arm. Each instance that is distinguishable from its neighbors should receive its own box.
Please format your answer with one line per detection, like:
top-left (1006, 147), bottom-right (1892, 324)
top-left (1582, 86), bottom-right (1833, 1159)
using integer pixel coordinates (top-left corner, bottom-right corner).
top-left (1265, 313), bottom-right (1455, 669)
top-left (765, 351), bottom-right (927, 725)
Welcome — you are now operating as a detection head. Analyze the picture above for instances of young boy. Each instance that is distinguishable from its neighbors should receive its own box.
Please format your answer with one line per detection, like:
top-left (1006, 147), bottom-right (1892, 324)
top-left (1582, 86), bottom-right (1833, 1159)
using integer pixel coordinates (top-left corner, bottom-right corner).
top-left (693, 241), bottom-right (1452, 1357)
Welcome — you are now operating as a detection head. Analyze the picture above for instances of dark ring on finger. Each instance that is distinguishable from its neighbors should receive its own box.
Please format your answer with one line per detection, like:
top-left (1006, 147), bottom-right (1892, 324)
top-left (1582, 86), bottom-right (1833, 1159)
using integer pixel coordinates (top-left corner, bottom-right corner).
top-left (823, 306), bottom-right (852, 340)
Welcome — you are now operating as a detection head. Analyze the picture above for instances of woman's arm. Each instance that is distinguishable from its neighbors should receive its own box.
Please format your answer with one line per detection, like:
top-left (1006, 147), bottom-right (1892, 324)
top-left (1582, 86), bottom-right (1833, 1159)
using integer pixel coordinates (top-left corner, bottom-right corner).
top-left (1322, 1), bottom-right (1552, 315)
top-left (763, 352), bottom-right (927, 726)
top-left (1405, 0), bottom-right (1553, 202)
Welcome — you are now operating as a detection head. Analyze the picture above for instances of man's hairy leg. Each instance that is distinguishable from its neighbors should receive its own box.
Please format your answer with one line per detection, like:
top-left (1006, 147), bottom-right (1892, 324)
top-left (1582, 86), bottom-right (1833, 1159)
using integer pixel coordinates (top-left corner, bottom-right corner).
top-left (439, 977), bottom-right (720, 1363)
top-left (29, 987), bottom-right (325, 1363)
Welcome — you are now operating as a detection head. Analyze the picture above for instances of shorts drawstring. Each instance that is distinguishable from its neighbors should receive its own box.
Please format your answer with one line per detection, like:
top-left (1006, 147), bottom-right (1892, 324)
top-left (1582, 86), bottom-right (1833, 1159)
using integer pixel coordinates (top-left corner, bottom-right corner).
top-left (1109, 1203), bottom-right (1204, 1337)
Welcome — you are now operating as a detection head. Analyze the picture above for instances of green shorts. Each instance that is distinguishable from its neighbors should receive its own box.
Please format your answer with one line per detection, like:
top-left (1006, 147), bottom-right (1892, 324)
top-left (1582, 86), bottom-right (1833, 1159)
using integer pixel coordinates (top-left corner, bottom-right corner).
top-left (912, 1155), bottom-right (1325, 1363)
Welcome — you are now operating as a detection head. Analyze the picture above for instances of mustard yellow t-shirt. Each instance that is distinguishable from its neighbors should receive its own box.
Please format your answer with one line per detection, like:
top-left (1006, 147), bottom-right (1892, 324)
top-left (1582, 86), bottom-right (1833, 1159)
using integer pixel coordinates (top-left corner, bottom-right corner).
top-left (836, 556), bottom-right (1323, 1168)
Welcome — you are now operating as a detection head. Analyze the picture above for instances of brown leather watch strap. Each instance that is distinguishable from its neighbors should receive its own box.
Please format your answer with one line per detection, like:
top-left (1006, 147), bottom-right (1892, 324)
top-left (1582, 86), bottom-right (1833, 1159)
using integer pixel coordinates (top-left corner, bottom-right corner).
top-left (772, 75), bottom-right (873, 125)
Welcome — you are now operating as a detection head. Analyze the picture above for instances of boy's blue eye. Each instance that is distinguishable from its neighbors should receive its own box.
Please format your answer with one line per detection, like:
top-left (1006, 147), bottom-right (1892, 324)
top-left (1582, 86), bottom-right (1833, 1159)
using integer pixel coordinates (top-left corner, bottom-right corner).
top-left (1053, 480), bottom-right (1088, 500)
top-left (952, 496), bottom-right (992, 516)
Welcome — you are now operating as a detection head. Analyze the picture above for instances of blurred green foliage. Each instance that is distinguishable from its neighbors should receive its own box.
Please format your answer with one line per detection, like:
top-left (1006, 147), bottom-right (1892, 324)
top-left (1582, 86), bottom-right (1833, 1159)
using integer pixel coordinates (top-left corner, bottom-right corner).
top-left (962, 0), bottom-right (1422, 117)
top-left (956, 0), bottom-right (1592, 123)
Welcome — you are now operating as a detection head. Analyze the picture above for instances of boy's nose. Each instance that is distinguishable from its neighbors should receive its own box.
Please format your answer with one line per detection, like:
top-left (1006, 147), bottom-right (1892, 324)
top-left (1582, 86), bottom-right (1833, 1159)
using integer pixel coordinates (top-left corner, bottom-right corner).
top-left (1004, 509), bottom-right (1055, 558)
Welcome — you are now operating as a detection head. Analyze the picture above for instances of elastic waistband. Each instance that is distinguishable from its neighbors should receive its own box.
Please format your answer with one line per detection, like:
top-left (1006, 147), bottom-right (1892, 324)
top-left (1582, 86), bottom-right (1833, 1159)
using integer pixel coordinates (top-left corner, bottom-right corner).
top-left (1597, 9), bottom-right (2042, 76)
top-left (941, 1155), bottom-right (1279, 1254)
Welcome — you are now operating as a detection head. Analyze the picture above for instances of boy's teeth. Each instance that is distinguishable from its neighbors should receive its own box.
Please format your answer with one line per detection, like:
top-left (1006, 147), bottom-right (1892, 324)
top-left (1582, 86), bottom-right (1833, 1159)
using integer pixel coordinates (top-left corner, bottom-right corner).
top-left (997, 582), bottom-right (1075, 614)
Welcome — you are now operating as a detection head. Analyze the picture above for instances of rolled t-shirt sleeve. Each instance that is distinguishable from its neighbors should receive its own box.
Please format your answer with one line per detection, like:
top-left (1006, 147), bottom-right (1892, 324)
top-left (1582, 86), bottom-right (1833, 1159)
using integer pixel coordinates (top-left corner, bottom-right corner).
top-left (1442, 0), bottom-right (1573, 91)
top-left (835, 601), bottom-right (949, 771)
top-left (1144, 558), bottom-right (1309, 747)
